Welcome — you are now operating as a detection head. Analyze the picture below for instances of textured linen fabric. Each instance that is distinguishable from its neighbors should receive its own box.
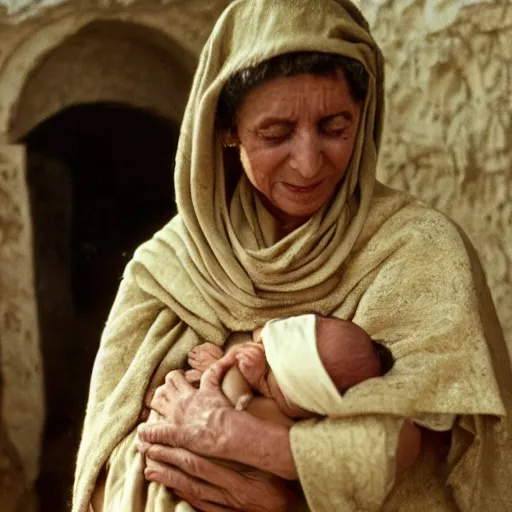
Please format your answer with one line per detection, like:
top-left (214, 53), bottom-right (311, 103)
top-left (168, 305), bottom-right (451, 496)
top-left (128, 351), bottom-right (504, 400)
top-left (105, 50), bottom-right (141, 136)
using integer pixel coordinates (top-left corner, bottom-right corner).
top-left (73, 0), bottom-right (512, 511)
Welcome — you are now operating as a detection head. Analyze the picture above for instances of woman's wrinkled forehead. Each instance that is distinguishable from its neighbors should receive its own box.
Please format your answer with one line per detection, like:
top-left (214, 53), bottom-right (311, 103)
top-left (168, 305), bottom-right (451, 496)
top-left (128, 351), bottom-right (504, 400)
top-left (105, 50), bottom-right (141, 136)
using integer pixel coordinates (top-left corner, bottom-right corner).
top-left (216, 52), bottom-right (369, 134)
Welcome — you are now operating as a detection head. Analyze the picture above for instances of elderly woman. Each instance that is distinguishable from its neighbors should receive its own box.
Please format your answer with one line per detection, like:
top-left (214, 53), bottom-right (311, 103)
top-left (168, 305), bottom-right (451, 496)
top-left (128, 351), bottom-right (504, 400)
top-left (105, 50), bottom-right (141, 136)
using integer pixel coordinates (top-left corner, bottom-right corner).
top-left (72, 0), bottom-right (512, 511)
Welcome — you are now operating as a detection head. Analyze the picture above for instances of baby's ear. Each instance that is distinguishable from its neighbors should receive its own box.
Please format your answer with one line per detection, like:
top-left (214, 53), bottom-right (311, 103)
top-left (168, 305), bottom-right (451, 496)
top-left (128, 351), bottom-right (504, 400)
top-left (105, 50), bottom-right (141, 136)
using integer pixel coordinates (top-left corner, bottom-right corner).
top-left (252, 327), bottom-right (264, 343)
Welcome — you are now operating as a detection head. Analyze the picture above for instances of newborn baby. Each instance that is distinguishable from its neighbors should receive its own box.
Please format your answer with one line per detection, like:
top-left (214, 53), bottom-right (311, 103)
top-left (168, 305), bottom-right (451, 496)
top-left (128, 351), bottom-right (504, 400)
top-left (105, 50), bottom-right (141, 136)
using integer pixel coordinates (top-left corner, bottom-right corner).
top-left (187, 314), bottom-right (393, 426)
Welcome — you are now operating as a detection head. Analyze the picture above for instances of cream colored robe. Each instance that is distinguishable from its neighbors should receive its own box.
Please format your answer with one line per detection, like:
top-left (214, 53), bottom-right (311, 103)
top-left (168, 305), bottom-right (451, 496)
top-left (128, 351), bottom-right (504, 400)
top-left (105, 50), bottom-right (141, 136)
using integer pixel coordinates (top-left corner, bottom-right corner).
top-left (73, 0), bottom-right (512, 511)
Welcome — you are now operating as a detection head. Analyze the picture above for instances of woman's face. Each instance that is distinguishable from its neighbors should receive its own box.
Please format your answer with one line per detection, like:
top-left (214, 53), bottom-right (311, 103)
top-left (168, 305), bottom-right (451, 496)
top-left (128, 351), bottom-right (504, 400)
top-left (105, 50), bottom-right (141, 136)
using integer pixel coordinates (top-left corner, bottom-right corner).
top-left (233, 71), bottom-right (361, 225)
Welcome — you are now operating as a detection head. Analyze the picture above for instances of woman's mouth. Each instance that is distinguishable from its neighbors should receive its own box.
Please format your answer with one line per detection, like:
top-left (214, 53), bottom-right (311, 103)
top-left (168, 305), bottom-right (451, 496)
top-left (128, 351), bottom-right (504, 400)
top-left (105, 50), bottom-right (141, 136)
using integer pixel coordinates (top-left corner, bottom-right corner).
top-left (283, 181), bottom-right (323, 193)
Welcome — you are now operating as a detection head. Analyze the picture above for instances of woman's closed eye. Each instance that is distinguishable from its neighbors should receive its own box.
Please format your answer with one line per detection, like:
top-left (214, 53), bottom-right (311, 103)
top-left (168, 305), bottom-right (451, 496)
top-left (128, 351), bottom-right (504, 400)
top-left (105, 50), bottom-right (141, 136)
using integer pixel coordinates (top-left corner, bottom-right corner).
top-left (255, 117), bottom-right (352, 145)
top-left (320, 115), bottom-right (351, 137)
top-left (256, 123), bottom-right (293, 143)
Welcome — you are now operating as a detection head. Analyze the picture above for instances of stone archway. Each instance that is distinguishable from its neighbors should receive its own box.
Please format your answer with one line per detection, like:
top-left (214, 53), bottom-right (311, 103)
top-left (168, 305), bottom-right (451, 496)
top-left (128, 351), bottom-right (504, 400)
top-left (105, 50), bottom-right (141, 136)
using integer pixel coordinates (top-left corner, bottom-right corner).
top-left (8, 18), bottom-right (191, 512)
top-left (10, 19), bottom-right (194, 140)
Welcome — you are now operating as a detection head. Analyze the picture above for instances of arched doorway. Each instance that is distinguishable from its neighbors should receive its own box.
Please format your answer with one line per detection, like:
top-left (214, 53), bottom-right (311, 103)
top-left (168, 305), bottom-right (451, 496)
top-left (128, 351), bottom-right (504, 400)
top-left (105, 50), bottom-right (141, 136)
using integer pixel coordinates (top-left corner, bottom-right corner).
top-left (23, 102), bottom-right (179, 510)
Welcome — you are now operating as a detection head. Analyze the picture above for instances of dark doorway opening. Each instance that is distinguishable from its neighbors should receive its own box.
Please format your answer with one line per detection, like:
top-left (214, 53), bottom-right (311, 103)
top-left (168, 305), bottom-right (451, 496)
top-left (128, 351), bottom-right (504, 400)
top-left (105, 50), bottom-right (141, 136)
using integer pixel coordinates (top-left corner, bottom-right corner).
top-left (23, 103), bottom-right (179, 511)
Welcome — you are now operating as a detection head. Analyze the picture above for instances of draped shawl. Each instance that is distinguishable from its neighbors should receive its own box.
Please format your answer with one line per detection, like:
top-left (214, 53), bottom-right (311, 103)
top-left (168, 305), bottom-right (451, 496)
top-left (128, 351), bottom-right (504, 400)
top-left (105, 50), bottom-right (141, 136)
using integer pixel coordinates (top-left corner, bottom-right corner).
top-left (72, 0), bottom-right (512, 510)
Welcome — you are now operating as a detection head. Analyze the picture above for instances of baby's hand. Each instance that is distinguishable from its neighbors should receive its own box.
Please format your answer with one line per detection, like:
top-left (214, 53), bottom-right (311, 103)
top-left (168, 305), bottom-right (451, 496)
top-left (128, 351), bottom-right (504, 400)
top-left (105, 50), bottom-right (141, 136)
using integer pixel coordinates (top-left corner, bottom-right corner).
top-left (235, 343), bottom-right (267, 392)
top-left (188, 342), bottom-right (225, 372)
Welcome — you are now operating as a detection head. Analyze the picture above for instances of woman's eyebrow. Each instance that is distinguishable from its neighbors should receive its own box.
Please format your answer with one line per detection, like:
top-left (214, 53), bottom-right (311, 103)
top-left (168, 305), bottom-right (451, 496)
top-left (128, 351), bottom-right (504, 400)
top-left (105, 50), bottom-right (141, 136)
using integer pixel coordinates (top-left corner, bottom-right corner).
top-left (255, 118), bottom-right (294, 129)
top-left (256, 111), bottom-right (354, 128)
top-left (252, 109), bottom-right (355, 131)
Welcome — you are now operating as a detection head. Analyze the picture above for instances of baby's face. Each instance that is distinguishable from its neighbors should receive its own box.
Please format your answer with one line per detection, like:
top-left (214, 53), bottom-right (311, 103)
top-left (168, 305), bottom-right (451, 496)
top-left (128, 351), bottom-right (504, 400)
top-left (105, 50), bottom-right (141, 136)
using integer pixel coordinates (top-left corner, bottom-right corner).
top-left (252, 325), bottom-right (313, 418)
top-left (265, 370), bottom-right (314, 419)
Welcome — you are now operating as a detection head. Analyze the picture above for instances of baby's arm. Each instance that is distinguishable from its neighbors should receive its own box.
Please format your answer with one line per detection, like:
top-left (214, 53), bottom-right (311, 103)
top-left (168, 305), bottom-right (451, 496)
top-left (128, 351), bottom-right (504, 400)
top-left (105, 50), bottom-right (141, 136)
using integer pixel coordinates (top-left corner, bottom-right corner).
top-left (187, 341), bottom-right (258, 409)
top-left (214, 342), bottom-right (269, 409)
top-left (233, 342), bottom-right (270, 395)
top-left (187, 339), bottom-right (270, 409)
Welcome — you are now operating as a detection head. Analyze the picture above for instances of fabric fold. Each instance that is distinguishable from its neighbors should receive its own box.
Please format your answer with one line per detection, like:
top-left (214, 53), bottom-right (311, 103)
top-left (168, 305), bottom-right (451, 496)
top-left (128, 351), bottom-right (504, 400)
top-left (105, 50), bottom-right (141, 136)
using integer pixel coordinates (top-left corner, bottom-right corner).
top-left (291, 416), bottom-right (402, 511)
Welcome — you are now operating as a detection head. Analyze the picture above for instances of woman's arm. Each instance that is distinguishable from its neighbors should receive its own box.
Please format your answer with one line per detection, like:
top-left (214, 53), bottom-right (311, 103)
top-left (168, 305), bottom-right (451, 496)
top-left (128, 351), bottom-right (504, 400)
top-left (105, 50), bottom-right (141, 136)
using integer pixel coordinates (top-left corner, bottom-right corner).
top-left (138, 370), bottom-right (422, 480)
top-left (219, 407), bottom-right (299, 479)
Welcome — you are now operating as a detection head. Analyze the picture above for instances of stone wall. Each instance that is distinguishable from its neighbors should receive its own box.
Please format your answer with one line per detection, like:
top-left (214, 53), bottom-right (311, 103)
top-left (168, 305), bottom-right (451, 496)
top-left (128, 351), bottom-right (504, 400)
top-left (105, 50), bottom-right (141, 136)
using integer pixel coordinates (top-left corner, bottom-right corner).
top-left (0, 144), bottom-right (42, 512)
top-left (354, 0), bottom-right (512, 354)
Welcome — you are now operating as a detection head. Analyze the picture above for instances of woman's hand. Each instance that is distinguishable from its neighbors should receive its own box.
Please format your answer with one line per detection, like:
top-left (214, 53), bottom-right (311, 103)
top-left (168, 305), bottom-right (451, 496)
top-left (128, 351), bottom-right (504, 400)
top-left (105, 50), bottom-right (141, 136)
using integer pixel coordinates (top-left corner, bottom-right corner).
top-left (138, 369), bottom-right (234, 458)
top-left (139, 443), bottom-right (298, 512)
top-left (137, 366), bottom-right (298, 480)
top-left (136, 368), bottom-right (299, 509)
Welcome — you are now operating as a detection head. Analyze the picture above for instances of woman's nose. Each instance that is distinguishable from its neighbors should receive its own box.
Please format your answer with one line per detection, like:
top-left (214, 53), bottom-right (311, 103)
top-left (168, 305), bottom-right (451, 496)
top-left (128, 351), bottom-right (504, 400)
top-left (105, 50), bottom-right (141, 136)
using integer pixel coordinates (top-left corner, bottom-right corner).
top-left (290, 132), bottom-right (323, 179)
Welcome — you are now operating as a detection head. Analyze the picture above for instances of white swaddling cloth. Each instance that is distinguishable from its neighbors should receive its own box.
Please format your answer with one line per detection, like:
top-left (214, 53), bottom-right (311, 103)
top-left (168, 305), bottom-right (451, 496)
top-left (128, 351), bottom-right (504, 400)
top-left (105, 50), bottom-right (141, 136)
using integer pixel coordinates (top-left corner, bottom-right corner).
top-left (261, 314), bottom-right (345, 416)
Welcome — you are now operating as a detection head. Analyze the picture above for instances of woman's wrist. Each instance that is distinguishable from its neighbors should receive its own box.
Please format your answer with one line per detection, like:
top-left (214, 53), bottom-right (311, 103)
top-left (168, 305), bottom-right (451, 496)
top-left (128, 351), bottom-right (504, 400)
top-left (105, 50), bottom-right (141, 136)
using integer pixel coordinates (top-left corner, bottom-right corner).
top-left (220, 409), bottom-right (298, 480)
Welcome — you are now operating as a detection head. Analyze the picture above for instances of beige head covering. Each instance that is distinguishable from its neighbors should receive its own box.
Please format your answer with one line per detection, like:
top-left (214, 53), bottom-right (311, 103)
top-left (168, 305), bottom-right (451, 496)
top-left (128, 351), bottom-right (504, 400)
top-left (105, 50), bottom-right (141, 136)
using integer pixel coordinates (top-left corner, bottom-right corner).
top-left (134, 0), bottom-right (384, 334)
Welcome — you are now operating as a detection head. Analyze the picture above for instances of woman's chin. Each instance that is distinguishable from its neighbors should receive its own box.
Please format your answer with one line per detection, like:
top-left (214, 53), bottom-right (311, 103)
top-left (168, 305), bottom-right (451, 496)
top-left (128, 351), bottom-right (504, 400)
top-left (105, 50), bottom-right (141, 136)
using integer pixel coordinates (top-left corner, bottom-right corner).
top-left (277, 204), bottom-right (323, 224)
top-left (262, 192), bottom-right (327, 226)
top-left (271, 190), bottom-right (333, 223)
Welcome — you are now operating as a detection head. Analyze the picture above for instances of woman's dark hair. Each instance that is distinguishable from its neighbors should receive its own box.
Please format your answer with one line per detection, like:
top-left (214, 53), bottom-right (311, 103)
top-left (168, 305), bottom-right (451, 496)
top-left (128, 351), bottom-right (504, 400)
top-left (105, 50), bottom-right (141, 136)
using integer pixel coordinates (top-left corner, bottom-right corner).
top-left (217, 51), bottom-right (369, 131)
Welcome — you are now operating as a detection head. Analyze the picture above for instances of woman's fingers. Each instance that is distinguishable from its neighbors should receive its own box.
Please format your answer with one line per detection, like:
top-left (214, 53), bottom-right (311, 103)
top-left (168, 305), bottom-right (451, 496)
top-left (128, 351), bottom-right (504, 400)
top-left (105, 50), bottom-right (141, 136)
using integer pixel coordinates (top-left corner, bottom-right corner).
top-left (138, 422), bottom-right (184, 447)
top-left (144, 446), bottom-right (240, 488)
top-left (200, 351), bottom-right (237, 390)
top-left (150, 388), bottom-right (173, 417)
top-left (164, 369), bottom-right (194, 390)
top-left (184, 369), bottom-right (202, 385)
top-left (141, 442), bottom-right (297, 511)
top-left (144, 458), bottom-right (227, 505)
top-left (174, 492), bottom-right (237, 512)
top-left (144, 449), bottom-right (251, 510)
top-left (150, 370), bottom-right (195, 416)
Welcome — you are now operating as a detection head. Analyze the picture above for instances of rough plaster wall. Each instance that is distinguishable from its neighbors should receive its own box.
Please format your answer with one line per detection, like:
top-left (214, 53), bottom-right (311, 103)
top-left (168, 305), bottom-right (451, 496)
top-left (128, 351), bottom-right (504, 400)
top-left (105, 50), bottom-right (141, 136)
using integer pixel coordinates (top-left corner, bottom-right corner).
top-left (0, 145), bottom-right (43, 512)
top-left (354, 0), bottom-right (512, 353)
top-left (1, 0), bottom-right (509, 505)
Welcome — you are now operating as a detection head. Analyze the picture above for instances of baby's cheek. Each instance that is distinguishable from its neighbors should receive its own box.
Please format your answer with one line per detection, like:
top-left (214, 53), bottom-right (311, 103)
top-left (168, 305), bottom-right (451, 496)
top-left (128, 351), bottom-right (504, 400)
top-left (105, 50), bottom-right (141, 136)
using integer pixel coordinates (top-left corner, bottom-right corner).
top-left (267, 373), bottom-right (312, 419)
top-left (282, 402), bottom-right (314, 419)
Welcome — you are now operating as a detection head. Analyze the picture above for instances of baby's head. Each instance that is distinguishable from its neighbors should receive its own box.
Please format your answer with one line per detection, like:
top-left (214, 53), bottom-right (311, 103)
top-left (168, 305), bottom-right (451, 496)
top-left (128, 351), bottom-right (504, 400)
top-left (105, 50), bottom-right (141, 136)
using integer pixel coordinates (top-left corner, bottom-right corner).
top-left (315, 316), bottom-right (393, 393)
top-left (260, 314), bottom-right (393, 419)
